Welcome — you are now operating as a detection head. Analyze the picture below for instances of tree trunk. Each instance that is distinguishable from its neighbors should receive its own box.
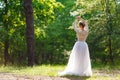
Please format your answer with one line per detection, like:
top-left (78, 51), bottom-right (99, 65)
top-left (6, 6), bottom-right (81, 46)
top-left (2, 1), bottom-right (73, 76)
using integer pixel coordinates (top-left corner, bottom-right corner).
top-left (23, 0), bottom-right (35, 66)
top-left (106, 0), bottom-right (114, 64)
top-left (4, 40), bottom-right (9, 66)
top-left (108, 36), bottom-right (114, 64)
top-left (4, 0), bottom-right (9, 66)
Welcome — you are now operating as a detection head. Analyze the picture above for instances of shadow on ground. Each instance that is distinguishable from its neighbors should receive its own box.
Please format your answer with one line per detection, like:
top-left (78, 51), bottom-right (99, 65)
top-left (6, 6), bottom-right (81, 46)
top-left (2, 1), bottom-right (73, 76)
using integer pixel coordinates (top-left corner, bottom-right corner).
top-left (62, 75), bottom-right (91, 80)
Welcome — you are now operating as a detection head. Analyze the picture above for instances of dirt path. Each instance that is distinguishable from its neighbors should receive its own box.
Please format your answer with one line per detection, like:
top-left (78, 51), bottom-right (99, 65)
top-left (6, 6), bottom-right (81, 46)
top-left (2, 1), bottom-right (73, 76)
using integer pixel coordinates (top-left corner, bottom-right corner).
top-left (0, 70), bottom-right (120, 80)
top-left (0, 72), bottom-right (70, 80)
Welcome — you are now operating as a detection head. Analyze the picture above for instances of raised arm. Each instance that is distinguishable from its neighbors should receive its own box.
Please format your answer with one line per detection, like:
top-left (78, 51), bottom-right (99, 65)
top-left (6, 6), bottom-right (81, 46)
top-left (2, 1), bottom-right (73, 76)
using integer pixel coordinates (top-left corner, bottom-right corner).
top-left (84, 20), bottom-right (89, 32)
top-left (72, 19), bottom-right (79, 32)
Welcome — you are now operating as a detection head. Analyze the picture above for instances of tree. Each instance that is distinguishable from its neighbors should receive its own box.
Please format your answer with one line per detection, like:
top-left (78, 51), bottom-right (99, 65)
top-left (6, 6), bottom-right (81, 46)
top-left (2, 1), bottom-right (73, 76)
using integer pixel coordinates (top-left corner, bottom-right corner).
top-left (3, 0), bottom-right (9, 66)
top-left (105, 0), bottom-right (114, 64)
top-left (0, 0), bottom-right (64, 65)
top-left (0, 0), bottom-right (26, 65)
top-left (24, 0), bottom-right (35, 66)
top-left (33, 0), bottom-right (64, 64)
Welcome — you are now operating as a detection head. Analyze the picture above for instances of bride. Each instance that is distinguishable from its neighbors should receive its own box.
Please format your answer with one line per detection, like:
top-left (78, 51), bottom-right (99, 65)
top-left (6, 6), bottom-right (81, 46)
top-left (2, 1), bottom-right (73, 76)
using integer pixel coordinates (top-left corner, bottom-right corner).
top-left (58, 16), bottom-right (92, 76)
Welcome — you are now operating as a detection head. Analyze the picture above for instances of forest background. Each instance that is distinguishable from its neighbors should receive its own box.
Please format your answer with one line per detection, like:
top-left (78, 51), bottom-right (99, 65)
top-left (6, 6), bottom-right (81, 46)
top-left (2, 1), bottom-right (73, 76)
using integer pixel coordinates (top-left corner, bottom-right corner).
top-left (0, 0), bottom-right (120, 67)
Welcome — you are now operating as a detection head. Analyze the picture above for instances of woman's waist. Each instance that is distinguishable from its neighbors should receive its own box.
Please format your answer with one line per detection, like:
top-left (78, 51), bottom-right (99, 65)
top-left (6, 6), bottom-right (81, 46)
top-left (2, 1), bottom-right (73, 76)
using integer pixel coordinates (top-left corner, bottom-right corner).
top-left (76, 40), bottom-right (86, 43)
top-left (77, 39), bottom-right (86, 42)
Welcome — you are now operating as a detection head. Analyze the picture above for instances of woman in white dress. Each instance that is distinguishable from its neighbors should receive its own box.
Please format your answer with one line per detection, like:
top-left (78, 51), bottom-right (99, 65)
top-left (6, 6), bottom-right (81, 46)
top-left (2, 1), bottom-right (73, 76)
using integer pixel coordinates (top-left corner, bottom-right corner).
top-left (58, 16), bottom-right (92, 76)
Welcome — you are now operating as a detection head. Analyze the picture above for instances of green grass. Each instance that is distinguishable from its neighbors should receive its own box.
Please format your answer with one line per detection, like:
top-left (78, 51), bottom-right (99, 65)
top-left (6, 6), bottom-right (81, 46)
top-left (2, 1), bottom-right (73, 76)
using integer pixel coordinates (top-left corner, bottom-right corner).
top-left (0, 64), bottom-right (120, 80)
top-left (0, 65), bottom-right (65, 76)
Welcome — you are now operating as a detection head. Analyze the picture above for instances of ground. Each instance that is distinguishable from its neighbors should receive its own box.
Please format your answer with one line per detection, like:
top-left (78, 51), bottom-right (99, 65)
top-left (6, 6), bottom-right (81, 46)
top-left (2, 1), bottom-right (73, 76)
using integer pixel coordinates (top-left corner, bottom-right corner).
top-left (0, 70), bottom-right (120, 80)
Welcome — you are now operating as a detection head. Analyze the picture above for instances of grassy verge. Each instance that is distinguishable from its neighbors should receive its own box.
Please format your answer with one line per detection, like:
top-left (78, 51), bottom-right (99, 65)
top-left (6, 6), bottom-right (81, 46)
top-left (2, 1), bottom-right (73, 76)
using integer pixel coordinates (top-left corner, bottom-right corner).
top-left (0, 65), bottom-right (65, 76)
top-left (0, 64), bottom-right (120, 80)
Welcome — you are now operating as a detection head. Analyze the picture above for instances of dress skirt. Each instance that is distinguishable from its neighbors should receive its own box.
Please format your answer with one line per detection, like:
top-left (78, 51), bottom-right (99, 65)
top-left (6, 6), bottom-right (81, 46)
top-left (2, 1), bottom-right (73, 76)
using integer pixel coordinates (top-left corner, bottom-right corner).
top-left (58, 41), bottom-right (92, 76)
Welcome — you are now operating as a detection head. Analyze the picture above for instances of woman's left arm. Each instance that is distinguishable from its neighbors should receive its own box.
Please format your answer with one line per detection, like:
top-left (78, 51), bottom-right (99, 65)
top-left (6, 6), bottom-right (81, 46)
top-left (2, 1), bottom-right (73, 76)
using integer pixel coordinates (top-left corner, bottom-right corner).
top-left (72, 19), bottom-right (79, 32)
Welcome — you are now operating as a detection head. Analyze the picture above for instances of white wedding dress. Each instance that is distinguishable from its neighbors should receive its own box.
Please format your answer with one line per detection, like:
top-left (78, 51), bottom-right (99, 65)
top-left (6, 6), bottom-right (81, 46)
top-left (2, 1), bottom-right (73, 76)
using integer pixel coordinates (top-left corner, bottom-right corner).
top-left (58, 20), bottom-right (92, 76)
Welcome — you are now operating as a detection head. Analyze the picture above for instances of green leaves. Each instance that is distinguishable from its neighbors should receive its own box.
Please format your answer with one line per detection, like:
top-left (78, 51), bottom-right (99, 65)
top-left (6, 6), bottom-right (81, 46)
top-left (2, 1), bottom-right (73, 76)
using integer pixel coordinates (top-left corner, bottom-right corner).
top-left (33, 0), bottom-right (64, 28)
top-left (75, 0), bottom-right (120, 64)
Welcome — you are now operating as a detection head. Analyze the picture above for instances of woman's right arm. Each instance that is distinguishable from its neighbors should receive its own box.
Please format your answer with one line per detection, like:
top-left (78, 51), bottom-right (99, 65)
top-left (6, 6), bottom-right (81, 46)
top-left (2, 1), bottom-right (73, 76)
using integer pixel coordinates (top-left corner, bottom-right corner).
top-left (84, 20), bottom-right (89, 32)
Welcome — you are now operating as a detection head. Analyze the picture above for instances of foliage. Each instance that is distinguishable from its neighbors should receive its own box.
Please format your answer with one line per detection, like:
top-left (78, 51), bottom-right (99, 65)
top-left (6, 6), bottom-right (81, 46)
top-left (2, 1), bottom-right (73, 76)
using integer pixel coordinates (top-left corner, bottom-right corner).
top-left (35, 0), bottom-right (76, 64)
top-left (74, 0), bottom-right (120, 64)
top-left (0, 0), bottom-right (64, 65)
top-left (0, 0), bottom-right (120, 65)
